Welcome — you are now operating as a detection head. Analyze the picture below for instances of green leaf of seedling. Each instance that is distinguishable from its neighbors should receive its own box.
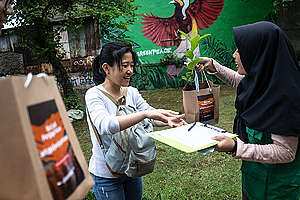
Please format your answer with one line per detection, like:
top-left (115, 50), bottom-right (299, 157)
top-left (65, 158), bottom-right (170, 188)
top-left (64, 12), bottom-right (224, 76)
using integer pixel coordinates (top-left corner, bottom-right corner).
top-left (190, 34), bottom-right (201, 51)
top-left (187, 62), bottom-right (195, 70)
top-left (186, 71), bottom-right (192, 76)
top-left (185, 50), bottom-right (194, 59)
top-left (190, 34), bottom-right (211, 52)
top-left (193, 57), bottom-right (203, 64)
top-left (185, 71), bottom-right (194, 82)
top-left (178, 30), bottom-right (191, 41)
top-left (187, 58), bottom-right (203, 70)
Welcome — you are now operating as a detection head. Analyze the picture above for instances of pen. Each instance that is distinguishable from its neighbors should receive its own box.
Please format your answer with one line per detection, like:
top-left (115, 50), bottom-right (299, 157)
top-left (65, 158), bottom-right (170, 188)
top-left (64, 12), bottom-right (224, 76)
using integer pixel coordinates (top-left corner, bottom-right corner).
top-left (188, 122), bottom-right (197, 132)
top-left (203, 123), bottom-right (227, 133)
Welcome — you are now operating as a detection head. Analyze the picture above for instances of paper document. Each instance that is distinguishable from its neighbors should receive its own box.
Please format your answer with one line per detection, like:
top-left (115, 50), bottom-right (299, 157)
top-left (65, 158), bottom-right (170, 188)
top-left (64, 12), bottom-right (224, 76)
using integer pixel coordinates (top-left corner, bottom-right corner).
top-left (146, 122), bottom-right (237, 153)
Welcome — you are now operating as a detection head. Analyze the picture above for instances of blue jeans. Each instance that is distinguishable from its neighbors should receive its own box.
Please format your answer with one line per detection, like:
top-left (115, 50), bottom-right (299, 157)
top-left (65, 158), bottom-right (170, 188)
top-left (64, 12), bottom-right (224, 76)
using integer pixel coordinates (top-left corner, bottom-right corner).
top-left (90, 173), bottom-right (143, 200)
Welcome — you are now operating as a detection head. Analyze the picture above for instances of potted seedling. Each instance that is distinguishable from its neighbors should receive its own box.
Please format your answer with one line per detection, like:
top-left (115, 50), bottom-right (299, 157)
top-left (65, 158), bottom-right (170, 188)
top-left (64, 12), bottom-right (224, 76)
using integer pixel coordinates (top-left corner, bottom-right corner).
top-left (179, 30), bottom-right (211, 90)
top-left (179, 31), bottom-right (220, 125)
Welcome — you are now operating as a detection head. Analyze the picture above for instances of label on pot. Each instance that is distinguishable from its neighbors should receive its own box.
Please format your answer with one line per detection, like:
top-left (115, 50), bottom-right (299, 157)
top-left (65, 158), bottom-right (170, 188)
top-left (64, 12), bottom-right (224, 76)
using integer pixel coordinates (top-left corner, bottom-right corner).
top-left (197, 94), bottom-right (214, 122)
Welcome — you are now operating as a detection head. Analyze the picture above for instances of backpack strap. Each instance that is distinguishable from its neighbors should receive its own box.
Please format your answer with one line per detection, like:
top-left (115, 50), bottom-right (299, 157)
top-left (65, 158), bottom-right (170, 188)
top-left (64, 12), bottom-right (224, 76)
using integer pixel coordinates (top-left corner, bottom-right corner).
top-left (86, 107), bottom-right (104, 149)
top-left (97, 87), bottom-right (127, 106)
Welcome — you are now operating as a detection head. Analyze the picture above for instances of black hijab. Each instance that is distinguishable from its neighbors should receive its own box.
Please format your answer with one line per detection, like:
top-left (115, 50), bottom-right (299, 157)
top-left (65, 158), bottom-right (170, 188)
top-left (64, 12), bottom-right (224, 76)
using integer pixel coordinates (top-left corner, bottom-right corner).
top-left (232, 21), bottom-right (300, 142)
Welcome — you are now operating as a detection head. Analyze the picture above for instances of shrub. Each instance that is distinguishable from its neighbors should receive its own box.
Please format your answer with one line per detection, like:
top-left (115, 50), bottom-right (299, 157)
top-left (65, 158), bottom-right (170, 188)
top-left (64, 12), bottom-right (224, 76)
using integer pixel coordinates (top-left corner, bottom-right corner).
top-left (63, 93), bottom-right (85, 112)
top-left (160, 54), bottom-right (186, 68)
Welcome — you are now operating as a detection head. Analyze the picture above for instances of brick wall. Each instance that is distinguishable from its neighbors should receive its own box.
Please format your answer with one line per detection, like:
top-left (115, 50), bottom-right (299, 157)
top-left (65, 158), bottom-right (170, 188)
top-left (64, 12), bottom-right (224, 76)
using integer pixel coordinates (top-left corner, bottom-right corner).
top-left (0, 52), bottom-right (24, 75)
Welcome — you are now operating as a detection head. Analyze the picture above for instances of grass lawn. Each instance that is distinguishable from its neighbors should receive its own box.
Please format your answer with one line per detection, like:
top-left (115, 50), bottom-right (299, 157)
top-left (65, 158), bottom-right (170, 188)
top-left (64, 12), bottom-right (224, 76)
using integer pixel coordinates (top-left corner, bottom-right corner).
top-left (73, 85), bottom-right (242, 200)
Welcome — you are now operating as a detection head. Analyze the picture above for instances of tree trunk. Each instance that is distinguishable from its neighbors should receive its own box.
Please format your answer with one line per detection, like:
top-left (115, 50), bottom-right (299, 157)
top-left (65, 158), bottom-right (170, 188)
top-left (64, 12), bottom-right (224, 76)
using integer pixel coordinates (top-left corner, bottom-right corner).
top-left (50, 53), bottom-right (75, 97)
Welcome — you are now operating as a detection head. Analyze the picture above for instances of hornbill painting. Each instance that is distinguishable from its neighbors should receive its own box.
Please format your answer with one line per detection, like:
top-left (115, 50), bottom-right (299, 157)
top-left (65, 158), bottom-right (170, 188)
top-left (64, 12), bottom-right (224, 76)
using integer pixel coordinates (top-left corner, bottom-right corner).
top-left (140, 0), bottom-right (224, 48)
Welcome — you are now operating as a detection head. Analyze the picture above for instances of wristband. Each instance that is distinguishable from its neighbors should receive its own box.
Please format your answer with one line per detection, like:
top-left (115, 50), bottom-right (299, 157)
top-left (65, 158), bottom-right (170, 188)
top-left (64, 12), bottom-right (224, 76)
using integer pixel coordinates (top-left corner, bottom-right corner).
top-left (231, 140), bottom-right (237, 154)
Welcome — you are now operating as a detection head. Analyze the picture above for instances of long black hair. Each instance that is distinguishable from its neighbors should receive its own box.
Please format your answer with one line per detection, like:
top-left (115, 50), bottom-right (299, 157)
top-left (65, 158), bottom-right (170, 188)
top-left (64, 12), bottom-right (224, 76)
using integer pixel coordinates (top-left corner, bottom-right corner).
top-left (92, 42), bottom-right (137, 85)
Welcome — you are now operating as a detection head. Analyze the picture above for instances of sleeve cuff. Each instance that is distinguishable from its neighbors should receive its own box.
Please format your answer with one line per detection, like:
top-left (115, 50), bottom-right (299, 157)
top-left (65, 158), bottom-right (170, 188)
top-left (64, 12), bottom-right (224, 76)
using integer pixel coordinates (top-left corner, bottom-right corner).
top-left (108, 116), bottom-right (120, 134)
top-left (207, 71), bottom-right (218, 75)
top-left (233, 138), bottom-right (243, 158)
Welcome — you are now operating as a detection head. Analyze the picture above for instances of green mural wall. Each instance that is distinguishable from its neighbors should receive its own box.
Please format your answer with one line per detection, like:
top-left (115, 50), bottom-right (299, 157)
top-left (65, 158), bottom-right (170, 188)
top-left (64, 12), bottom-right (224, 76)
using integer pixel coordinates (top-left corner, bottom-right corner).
top-left (201, 0), bottom-right (273, 48)
top-left (126, 0), bottom-right (177, 64)
top-left (126, 0), bottom-right (273, 90)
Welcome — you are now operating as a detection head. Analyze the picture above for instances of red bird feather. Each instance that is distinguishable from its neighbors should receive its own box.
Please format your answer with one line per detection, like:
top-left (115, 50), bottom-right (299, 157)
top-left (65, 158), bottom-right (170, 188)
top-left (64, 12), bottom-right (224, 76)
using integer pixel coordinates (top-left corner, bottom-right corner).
top-left (140, 0), bottom-right (224, 47)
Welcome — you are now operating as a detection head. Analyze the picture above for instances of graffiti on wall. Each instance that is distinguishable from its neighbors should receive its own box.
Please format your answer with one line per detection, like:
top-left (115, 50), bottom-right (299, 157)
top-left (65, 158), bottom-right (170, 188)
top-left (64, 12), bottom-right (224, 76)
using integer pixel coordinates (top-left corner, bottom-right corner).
top-left (24, 56), bottom-right (95, 75)
top-left (69, 71), bottom-right (95, 89)
top-left (54, 71), bottom-right (95, 94)
top-left (62, 56), bottom-right (95, 73)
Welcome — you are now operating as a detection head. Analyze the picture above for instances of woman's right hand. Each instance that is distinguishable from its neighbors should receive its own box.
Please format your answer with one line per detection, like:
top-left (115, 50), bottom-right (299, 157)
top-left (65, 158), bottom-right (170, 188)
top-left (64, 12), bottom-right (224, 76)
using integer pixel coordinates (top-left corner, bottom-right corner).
top-left (195, 57), bottom-right (217, 74)
top-left (144, 109), bottom-right (169, 123)
top-left (143, 109), bottom-right (186, 127)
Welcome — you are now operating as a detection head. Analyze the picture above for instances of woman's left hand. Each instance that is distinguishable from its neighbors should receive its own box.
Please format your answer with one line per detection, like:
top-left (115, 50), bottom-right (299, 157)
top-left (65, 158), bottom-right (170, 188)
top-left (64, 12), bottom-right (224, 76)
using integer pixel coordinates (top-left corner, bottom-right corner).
top-left (167, 114), bottom-right (187, 128)
top-left (212, 136), bottom-right (235, 152)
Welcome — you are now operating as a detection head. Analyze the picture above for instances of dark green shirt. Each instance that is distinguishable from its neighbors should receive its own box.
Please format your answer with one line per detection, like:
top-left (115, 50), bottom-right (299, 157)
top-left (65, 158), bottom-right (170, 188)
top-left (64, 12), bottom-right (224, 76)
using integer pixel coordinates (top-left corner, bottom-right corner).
top-left (241, 127), bottom-right (300, 200)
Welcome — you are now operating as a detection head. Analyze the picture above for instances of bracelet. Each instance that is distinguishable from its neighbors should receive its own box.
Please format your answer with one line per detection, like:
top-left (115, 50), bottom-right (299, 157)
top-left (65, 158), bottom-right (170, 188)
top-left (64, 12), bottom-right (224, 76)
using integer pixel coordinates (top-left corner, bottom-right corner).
top-left (231, 140), bottom-right (237, 154)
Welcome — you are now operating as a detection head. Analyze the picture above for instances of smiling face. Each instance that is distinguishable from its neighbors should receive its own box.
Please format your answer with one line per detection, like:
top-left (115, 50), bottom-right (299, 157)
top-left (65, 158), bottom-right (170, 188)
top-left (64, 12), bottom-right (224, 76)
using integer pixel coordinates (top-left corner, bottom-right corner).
top-left (0, 0), bottom-right (13, 34)
top-left (105, 52), bottom-right (134, 87)
top-left (233, 49), bottom-right (247, 75)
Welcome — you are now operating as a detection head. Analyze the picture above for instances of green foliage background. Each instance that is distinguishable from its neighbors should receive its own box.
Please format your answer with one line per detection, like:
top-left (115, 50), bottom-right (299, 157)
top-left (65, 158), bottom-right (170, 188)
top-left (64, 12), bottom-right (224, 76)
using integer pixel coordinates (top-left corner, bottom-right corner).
top-left (130, 64), bottom-right (187, 90)
top-left (129, 35), bottom-right (236, 89)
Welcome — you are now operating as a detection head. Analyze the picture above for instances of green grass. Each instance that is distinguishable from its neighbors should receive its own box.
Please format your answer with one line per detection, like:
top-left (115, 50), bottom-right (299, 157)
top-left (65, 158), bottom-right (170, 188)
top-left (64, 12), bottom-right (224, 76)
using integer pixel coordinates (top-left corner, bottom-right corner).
top-left (73, 85), bottom-right (241, 200)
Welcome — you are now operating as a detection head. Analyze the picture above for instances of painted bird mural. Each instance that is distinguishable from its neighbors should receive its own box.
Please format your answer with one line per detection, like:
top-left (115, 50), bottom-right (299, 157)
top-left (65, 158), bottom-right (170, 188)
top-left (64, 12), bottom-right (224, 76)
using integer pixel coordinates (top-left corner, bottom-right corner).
top-left (140, 0), bottom-right (224, 48)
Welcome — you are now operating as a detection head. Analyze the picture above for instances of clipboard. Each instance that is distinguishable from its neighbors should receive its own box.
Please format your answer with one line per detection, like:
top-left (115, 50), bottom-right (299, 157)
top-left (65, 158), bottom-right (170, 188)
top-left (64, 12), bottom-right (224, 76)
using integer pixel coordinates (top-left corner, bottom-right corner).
top-left (146, 122), bottom-right (238, 153)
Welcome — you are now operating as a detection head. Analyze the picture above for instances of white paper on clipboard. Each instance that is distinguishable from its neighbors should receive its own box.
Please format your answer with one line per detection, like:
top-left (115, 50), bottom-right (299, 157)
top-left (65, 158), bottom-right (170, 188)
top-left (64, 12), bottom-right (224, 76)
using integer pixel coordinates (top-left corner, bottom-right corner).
top-left (146, 122), bottom-right (237, 153)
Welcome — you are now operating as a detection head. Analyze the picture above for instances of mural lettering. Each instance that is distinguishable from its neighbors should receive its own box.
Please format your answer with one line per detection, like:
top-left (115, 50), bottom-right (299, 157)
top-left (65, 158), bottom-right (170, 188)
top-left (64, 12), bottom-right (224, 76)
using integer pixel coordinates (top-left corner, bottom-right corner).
top-left (137, 48), bottom-right (172, 57)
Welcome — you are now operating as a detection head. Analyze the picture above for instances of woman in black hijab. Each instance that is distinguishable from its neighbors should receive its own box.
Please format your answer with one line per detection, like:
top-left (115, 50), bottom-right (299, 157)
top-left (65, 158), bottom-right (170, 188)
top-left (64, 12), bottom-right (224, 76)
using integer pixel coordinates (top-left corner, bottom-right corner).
top-left (197, 21), bottom-right (300, 199)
